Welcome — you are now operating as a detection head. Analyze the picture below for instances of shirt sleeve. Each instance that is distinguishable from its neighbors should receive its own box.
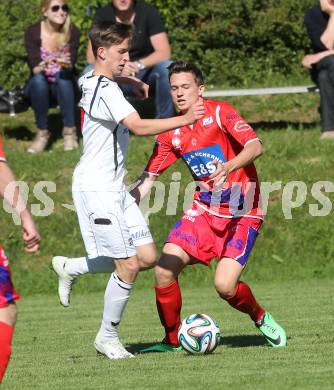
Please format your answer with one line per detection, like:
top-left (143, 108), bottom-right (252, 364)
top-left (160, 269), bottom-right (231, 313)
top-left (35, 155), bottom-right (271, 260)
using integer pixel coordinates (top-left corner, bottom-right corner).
top-left (304, 7), bottom-right (328, 52)
top-left (24, 24), bottom-right (42, 70)
top-left (146, 5), bottom-right (166, 36)
top-left (144, 133), bottom-right (179, 176)
top-left (219, 102), bottom-right (260, 146)
top-left (0, 136), bottom-right (6, 162)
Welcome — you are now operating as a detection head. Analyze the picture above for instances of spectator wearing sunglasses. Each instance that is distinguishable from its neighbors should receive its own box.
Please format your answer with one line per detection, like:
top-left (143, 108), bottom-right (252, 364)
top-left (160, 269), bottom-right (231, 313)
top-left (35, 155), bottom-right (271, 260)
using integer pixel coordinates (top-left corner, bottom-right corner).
top-left (24, 0), bottom-right (80, 153)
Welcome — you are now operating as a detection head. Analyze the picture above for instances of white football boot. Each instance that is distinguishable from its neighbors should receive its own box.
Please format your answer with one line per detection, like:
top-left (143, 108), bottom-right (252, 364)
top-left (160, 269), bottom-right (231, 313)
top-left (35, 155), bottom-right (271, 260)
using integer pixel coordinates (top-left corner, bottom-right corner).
top-left (52, 256), bottom-right (75, 307)
top-left (94, 337), bottom-right (134, 360)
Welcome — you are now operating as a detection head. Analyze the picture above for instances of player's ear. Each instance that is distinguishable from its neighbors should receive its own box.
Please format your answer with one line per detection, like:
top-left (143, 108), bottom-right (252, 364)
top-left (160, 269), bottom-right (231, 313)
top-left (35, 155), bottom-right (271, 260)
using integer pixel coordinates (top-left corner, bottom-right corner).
top-left (97, 47), bottom-right (106, 61)
top-left (198, 85), bottom-right (205, 97)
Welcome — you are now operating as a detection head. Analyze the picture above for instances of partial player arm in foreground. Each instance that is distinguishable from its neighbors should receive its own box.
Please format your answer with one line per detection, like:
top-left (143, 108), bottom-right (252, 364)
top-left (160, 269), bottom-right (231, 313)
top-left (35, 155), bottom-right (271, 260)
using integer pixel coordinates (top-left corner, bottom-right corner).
top-left (0, 162), bottom-right (40, 252)
top-left (121, 98), bottom-right (205, 136)
top-left (209, 139), bottom-right (263, 189)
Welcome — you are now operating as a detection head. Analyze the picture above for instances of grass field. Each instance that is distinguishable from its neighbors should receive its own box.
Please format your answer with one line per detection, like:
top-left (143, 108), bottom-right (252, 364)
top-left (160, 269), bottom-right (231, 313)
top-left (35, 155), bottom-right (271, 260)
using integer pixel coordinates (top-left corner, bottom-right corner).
top-left (3, 279), bottom-right (334, 389)
top-left (1, 92), bottom-right (334, 388)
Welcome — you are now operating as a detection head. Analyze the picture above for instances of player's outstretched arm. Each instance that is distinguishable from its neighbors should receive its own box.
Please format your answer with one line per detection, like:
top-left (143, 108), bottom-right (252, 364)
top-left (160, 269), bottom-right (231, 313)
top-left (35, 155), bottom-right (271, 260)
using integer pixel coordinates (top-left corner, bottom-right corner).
top-left (209, 139), bottom-right (263, 189)
top-left (121, 98), bottom-right (205, 136)
top-left (0, 162), bottom-right (40, 253)
top-left (130, 172), bottom-right (157, 204)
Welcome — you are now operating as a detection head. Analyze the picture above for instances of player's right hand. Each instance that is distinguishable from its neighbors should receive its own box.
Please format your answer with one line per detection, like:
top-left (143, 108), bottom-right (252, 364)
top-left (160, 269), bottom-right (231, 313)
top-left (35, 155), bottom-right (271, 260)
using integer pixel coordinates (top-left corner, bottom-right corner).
top-left (185, 98), bottom-right (205, 124)
top-left (21, 213), bottom-right (40, 253)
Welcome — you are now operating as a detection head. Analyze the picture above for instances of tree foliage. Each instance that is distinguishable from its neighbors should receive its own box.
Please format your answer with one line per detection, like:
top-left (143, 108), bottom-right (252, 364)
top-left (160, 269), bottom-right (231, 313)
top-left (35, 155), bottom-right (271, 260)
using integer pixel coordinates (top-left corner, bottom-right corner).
top-left (0, 0), bottom-right (317, 89)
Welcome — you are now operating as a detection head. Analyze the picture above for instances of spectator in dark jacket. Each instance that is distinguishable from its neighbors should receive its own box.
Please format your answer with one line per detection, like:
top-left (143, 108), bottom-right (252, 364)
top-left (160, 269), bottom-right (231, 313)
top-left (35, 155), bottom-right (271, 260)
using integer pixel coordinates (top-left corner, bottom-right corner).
top-left (25, 0), bottom-right (80, 152)
top-left (303, 0), bottom-right (334, 139)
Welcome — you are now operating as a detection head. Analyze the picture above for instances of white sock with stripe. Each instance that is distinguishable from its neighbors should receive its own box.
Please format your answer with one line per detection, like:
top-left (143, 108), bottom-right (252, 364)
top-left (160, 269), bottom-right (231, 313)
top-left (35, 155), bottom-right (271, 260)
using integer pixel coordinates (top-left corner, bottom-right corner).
top-left (96, 272), bottom-right (133, 342)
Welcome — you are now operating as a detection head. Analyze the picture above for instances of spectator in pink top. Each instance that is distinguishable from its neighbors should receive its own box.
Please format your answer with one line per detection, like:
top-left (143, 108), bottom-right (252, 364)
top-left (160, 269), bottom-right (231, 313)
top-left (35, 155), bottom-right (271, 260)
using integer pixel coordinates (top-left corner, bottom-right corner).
top-left (24, 0), bottom-right (80, 153)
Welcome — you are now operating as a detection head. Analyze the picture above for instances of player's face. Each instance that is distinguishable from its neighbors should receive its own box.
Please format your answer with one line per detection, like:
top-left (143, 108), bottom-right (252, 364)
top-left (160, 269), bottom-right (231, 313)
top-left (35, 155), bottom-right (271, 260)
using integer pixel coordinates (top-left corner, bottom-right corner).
top-left (170, 72), bottom-right (204, 113)
top-left (112, 0), bottom-right (133, 11)
top-left (102, 39), bottom-right (130, 77)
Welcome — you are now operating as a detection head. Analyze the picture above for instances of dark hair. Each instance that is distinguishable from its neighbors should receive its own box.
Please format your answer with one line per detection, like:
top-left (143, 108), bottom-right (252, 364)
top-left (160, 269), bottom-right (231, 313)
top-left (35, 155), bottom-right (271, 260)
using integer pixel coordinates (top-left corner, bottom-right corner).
top-left (168, 61), bottom-right (204, 86)
top-left (89, 22), bottom-right (134, 57)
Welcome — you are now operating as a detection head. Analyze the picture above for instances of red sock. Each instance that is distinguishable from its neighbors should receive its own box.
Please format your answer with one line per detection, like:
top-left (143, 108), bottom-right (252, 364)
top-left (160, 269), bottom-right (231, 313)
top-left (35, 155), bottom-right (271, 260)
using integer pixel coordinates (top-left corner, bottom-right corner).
top-left (225, 281), bottom-right (265, 323)
top-left (0, 322), bottom-right (14, 383)
top-left (155, 280), bottom-right (182, 347)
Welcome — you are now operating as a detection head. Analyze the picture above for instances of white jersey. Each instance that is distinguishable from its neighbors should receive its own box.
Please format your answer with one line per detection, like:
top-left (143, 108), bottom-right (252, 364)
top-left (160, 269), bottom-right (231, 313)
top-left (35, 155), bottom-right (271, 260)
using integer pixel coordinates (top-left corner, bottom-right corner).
top-left (73, 70), bottom-right (136, 191)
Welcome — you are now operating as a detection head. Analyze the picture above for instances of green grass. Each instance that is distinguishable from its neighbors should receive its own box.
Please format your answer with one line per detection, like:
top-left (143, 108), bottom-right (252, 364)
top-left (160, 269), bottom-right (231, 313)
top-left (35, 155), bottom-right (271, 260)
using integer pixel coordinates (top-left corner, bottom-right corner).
top-left (3, 279), bottom-right (334, 389)
top-left (1, 93), bottom-right (334, 389)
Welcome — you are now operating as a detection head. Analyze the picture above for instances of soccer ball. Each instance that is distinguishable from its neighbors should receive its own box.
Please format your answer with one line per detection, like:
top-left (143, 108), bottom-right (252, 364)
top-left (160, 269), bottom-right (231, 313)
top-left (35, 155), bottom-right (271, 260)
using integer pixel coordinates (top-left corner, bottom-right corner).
top-left (178, 313), bottom-right (221, 354)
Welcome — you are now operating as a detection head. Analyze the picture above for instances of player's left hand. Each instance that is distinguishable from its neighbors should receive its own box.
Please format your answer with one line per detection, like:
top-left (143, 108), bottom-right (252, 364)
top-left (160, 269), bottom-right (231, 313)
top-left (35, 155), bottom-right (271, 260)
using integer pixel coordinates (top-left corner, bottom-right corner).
top-left (132, 80), bottom-right (149, 99)
top-left (208, 160), bottom-right (230, 189)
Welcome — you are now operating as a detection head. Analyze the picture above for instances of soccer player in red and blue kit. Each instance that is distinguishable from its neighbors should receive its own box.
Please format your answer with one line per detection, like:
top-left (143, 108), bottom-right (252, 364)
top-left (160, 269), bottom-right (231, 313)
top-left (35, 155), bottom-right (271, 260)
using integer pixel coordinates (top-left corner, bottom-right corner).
top-left (132, 61), bottom-right (287, 351)
top-left (0, 135), bottom-right (40, 382)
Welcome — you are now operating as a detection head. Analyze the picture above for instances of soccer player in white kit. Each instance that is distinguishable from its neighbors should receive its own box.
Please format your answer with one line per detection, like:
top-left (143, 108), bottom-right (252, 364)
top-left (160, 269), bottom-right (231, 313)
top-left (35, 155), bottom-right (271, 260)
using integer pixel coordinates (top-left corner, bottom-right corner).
top-left (52, 22), bottom-right (204, 360)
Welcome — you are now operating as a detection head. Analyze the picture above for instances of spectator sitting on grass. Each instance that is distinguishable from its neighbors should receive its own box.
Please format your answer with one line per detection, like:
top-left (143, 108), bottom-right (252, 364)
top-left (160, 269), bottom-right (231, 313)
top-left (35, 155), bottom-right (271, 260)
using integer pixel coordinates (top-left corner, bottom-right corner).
top-left (24, 0), bottom-right (80, 153)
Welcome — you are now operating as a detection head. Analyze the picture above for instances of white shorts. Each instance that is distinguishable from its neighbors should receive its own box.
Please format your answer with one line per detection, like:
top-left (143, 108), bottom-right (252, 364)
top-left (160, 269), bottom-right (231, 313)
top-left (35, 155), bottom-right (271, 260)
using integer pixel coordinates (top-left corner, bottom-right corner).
top-left (72, 190), bottom-right (153, 259)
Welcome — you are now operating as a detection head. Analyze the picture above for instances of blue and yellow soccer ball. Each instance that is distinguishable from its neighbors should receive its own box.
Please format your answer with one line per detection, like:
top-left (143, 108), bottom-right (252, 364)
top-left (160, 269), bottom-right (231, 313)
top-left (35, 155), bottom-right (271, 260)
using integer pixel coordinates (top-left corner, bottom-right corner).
top-left (178, 313), bottom-right (221, 354)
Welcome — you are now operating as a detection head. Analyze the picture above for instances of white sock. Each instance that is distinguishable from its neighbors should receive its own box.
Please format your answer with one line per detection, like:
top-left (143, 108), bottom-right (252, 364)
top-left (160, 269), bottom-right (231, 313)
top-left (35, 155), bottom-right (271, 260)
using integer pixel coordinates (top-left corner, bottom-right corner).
top-left (96, 272), bottom-right (133, 342)
top-left (64, 257), bottom-right (89, 277)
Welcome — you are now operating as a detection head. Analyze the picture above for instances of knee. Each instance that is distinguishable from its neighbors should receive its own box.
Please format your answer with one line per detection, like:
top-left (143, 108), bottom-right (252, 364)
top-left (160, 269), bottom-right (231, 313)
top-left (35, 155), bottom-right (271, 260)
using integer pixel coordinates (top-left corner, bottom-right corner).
top-left (27, 74), bottom-right (48, 93)
top-left (8, 304), bottom-right (17, 325)
top-left (151, 61), bottom-right (171, 79)
top-left (317, 70), bottom-right (329, 86)
top-left (155, 264), bottom-right (175, 286)
top-left (55, 71), bottom-right (75, 87)
top-left (123, 259), bottom-right (140, 277)
top-left (30, 73), bottom-right (47, 87)
top-left (0, 304), bottom-right (17, 326)
top-left (137, 249), bottom-right (158, 271)
top-left (215, 280), bottom-right (237, 300)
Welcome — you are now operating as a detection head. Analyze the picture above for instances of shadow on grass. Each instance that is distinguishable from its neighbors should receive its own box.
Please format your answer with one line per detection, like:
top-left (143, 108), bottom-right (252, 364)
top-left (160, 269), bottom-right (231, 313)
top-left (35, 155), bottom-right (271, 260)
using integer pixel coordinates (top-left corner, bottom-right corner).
top-left (250, 121), bottom-right (318, 131)
top-left (128, 334), bottom-right (267, 354)
top-left (221, 334), bottom-right (267, 348)
top-left (4, 110), bottom-right (82, 149)
top-left (4, 126), bottom-right (34, 141)
top-left (127, 342), bottom-right (162, 354)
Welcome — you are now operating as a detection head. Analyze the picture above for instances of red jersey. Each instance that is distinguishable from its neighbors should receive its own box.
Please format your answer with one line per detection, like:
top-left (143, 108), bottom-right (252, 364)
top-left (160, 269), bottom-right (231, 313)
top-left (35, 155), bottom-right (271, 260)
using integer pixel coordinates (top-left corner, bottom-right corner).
top-left (145, 99), bottom-right (263, 219)
top-left (0, 134), bottom-right (6, 162)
